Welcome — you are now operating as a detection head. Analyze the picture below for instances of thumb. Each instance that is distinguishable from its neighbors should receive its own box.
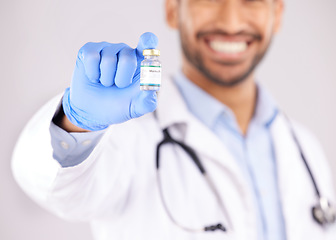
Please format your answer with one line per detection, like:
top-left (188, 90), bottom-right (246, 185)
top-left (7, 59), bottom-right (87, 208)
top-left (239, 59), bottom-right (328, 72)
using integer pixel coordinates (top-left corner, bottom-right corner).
top-left (130, 90), bottom-right (158, 119)
top-left (136, 32), bottom-right (159, 58)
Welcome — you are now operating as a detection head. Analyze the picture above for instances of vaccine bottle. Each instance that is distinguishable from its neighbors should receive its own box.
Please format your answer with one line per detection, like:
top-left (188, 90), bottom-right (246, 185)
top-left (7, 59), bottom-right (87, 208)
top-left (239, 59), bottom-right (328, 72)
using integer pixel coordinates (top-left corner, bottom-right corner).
top-left (140, 49), bottom-right (161, 91)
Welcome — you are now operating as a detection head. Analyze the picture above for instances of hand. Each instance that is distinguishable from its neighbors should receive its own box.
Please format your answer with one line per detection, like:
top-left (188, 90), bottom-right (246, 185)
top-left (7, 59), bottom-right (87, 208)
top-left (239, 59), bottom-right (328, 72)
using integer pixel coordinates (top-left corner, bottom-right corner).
top-left (62, 32), bottom-right (159, 131)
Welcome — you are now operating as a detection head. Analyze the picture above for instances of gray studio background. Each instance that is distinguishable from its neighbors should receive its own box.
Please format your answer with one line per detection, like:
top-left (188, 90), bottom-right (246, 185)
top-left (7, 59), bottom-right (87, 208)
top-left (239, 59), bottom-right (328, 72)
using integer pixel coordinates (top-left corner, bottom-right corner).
top-left (1, 0), bottom-right (335, 239)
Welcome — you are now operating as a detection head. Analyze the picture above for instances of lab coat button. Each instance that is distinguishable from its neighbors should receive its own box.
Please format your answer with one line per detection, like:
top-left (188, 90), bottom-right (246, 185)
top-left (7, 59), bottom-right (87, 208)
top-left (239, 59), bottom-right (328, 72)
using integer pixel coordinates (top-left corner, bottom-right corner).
top-left (82, 140), bottom-right (92, 146)
top-left (60, 141), bottom-right (69, 150)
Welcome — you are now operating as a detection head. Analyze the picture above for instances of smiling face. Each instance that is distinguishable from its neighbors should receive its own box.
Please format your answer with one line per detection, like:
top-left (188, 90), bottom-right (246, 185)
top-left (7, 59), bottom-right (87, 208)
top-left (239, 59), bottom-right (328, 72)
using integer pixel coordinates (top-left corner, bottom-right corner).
top-left (166, 0), bottom-right (284, 87)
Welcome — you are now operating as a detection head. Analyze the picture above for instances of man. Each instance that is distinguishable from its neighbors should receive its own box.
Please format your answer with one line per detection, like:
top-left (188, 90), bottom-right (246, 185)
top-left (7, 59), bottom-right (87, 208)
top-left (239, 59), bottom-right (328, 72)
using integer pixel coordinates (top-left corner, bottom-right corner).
top-left (12, 0), bottom-right (336, 240)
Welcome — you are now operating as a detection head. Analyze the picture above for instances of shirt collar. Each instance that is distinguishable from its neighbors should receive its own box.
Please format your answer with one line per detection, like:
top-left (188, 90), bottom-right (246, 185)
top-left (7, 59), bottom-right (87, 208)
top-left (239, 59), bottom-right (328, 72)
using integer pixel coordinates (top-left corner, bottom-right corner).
top-left (253, 84), bottom-right (279, 128)
top-left (173, 70), bottom-right (278, 130)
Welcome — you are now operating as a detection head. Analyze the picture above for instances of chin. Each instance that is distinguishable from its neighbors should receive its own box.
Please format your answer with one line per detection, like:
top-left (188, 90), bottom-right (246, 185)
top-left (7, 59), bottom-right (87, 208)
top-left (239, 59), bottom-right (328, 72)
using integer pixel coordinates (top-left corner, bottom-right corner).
top-left (199, 66), bottom-right (253, 87)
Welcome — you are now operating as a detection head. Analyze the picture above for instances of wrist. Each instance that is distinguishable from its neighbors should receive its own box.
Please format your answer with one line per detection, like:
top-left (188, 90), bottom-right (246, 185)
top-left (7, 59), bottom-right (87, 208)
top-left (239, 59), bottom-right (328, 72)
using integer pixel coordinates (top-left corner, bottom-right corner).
top-left (61, 88), bottom-right (109, 131)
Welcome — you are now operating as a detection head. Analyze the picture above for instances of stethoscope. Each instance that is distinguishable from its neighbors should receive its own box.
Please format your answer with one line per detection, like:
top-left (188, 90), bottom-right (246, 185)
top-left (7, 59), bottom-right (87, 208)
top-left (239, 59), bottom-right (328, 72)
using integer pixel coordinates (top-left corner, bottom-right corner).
top-left (155, 114), bottom-right (336, 233)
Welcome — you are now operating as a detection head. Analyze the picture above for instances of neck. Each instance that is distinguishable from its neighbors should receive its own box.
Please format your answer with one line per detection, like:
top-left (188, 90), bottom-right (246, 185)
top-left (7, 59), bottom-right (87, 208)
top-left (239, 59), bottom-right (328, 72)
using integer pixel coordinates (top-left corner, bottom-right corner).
top-left (182, 65), bottom-right (257, 135)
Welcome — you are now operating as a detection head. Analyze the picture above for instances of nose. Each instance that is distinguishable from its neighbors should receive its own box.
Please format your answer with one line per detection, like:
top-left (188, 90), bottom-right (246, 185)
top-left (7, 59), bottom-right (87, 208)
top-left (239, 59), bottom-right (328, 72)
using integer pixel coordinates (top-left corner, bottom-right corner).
top-left (215, 0), bottom-right (246, 34)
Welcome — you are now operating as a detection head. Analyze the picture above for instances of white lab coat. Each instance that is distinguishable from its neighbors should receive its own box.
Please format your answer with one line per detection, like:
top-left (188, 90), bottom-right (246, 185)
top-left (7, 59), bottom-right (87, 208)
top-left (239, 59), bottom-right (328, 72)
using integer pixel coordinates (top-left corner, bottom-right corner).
top-left (12, 77), bottom-right (336, 240)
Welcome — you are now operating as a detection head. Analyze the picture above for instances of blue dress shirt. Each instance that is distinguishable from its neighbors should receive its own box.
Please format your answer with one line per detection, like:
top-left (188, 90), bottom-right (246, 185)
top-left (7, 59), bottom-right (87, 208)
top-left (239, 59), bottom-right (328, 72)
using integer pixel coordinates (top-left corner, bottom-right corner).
top-left (50, 71), bottom-right (286, 240)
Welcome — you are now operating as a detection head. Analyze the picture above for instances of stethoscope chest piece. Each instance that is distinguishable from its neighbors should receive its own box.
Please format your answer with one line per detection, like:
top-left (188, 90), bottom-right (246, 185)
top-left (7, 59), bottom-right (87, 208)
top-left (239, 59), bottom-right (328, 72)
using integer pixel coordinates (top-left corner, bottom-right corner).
top-left (312, 197), bottom-right (336, 226)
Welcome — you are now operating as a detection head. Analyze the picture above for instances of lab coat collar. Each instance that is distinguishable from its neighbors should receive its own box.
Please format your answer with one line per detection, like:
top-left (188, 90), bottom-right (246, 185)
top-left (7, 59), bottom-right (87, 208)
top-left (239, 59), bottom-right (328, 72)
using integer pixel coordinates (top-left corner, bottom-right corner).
top-left (156, 75), bottom-right (191, 130)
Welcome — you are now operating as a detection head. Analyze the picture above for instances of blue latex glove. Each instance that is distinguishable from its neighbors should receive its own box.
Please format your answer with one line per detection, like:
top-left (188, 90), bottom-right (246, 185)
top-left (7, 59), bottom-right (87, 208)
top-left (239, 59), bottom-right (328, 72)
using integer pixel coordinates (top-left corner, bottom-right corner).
top-left (62, 32), bottom-right (159, 131)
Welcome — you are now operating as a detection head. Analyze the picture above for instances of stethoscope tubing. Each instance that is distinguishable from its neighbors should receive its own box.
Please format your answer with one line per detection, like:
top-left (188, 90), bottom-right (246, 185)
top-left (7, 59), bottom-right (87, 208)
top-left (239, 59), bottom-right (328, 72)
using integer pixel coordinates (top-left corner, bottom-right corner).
top-left (283, 114), bottom-right (321, 198)
top-left (156, 128), bottom-right (231, 232)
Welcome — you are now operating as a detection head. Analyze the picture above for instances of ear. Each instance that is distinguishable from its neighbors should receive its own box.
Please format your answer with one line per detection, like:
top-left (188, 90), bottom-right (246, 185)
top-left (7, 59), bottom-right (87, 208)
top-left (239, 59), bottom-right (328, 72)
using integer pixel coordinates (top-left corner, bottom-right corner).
top-left (273, 0), bottom-right (284, 33)
top-left (165, 0), bottom-right (179, 29)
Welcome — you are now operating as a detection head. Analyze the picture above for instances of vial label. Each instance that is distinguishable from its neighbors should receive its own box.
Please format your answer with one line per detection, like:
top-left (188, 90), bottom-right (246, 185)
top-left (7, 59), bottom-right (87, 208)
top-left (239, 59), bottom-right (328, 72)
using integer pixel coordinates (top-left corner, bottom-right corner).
top-left (140, 66), bottom-right (161, 87)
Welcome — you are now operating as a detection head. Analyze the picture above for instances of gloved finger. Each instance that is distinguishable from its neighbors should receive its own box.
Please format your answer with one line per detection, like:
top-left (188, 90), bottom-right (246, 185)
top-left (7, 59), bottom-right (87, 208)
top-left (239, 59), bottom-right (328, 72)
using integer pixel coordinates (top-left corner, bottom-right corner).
top-left (78, 41), bottom-right (111, 83)
top-left (114, 46), bottom-right (137, 88)
top-left (135, 32), bottom-right (159, 60)
top-left (130, 90), bottom-right (157, 118)
top-left (99, 45), bottom-right (119, 87)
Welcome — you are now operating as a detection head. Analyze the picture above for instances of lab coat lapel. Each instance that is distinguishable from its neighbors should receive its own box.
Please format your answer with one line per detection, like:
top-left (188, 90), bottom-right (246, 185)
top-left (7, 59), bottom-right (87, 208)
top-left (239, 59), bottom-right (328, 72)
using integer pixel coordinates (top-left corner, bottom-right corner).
top-left (156, 77), bottom-right (246, 191)
top-left (270, 115), bottom-right (320, 240)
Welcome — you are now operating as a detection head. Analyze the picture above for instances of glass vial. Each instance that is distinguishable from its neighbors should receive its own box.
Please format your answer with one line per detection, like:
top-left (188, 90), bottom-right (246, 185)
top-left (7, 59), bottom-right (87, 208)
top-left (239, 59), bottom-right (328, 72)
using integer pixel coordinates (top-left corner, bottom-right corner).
top-left (140, 49), bottom-right (161, 91)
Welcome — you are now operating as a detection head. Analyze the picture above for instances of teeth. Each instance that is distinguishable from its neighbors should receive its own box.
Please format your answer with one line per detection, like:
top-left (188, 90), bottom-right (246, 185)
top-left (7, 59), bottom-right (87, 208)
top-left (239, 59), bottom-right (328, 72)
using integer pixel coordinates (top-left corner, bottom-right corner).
top-left (209, 41), bottom-right (247, 54)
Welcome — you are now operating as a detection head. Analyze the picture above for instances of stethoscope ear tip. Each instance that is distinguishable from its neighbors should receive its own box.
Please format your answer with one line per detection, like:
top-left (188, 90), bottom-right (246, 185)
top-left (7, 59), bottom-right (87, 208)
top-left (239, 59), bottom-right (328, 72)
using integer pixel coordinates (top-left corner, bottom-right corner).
top-left (312, 198), bottom-right (336, 226)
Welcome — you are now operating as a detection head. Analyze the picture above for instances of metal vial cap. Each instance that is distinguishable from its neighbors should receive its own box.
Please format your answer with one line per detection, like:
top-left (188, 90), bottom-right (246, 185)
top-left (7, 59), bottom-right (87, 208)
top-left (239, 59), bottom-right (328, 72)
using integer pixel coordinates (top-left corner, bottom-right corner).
top-left (143, 49), bottom-right (160, 56)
